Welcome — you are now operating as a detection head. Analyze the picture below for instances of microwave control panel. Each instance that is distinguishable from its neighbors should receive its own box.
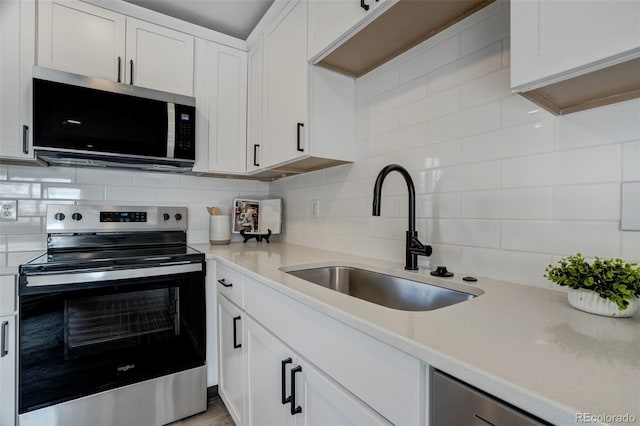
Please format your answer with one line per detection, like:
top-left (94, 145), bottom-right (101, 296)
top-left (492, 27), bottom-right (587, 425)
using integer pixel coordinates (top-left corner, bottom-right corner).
top-left (174, 104), bottom-right (195, 159)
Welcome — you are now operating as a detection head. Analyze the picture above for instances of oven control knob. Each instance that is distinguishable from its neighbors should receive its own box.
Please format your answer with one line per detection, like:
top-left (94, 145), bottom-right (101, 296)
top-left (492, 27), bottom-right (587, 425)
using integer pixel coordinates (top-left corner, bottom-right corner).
top-left (163, 213), bottom-right (170, 221)
top-left (72, 213), bottom-right (83, 221)
top-left (174, 213), bottom-right (182, 221)
top-left (54, 213), bottom-right (65, 221)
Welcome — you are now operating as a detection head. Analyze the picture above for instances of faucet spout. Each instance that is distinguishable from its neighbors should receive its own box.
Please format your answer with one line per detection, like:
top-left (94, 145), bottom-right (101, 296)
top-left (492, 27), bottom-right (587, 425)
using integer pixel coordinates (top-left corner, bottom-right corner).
top-left (372, 164), bottom-right (431, 270)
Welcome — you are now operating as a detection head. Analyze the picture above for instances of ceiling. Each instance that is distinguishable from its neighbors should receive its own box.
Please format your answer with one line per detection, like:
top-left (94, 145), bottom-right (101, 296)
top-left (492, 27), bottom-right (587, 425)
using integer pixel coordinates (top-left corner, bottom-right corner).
top-left (123, 0), bottom-right (274, 40)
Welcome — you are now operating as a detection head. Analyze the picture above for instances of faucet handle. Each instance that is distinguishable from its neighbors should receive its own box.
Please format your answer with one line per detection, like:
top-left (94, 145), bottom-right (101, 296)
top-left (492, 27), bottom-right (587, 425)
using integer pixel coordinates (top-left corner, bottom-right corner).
top-left (409, 235), bottom-right (432, 257)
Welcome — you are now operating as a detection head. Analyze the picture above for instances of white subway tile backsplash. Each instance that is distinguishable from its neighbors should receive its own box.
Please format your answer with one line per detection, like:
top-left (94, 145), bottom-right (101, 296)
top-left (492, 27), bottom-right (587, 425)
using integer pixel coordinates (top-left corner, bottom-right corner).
top-left (459, 247), bottom-right (552, 288)
top-left (429, 161), bottom-right (501, 193)
top-left (502, 145), bottom-right (621, 188)
top-left (157, 188), bottom-right (201, 203)
top-left (426, 42), bottom-right (503, 96)
top-left (556, 99), bottom-right (640, 150)
top-left (376, 76), bottom-right (427, 114)
top-left (428, 101), bottom-right (501, 143)
top-left (0, 166), bottom-right (7, 181)
top-left (374, 123), bottom-right (427, 154)
top-left (372, 217), bottom-right (405, 240)
top-left (427, 218), bottom-right (501, 248)
top-left (43, 184), bottom-right (103, 200)
top-left (402, 140), bottom-right (461, 172)
top-left (501, 221), bottom-right (620, 258)
top-left (132, 172), bottom-right (182, 188)
top-left (460, 188), bottom-right (553, 219)
top-left (0, 218), bottom-right (42, 235)
top-left (357, 66), bottom-right (400, 102)
top-left (9, 166), bottom-right (75, 183)
top-left (104, 185), bottom-right (157, 202)
top-left (460, 119), bottom-right (554, 163)
top-left (460, 68), bottom-right (511, 110)
top-left (622, 141), bottom-right (640, 181)
top-left (7, 251), bottom-right (42, 267)
top-left (501, 96), bottom-right (554, 128)
top-left (460, 6), bottom-right (509, 56)
top-left (17, 200), bottom-right (73, 217)
top-left (76, 168), bottom-right (133, 185)
top-left (554, 184), bottom-right (620, 221)
top-left (7, 234), bottom-right (46, 252)
top-left (398, 87), bottom-right (460, 128)
top-left (399, 35), bottom-right (460, 85)
top-left (371, 109), bottom-right (399, 137)
top-left (416, 192), bottom-right (461, 218)
top-left (621, 232), bottom-right (640, 262)
top-left (0, 182), bottom-right (41, 198)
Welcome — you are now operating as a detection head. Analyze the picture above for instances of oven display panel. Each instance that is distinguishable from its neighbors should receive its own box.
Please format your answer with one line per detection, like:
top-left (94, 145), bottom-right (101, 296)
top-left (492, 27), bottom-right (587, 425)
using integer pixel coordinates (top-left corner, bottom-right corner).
top-left (100, 211), bottom-right (147, 222)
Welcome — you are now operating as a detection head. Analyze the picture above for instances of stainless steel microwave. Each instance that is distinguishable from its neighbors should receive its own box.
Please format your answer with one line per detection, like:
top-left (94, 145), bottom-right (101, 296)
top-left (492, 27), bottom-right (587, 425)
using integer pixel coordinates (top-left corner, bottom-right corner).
top-left (32, 66), bottom-right (196, 172)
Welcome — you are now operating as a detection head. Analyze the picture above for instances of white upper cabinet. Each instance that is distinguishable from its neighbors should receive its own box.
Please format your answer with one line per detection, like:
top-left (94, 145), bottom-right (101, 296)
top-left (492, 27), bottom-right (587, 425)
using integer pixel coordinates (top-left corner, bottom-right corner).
top-left (248, 0), bottom-right (356, 176)
top-left (308, 0), bottom-right (391, 61)
top-left (246, 39), bottom-right (264, 173)
top-left (37, 0), bottom-right (195, 96)
top-left (0, 0), bottom-right (36, 161)
top-left (125, 17), bottom-right (194, 96)
top-left (510, 0), bottom-right (640, 114)
top-left (37, 0), bottom-right (125, 82)
top-left (263, 0), bottom-right (309, 169)
top-left (193, 39), bottom-right (247, 174)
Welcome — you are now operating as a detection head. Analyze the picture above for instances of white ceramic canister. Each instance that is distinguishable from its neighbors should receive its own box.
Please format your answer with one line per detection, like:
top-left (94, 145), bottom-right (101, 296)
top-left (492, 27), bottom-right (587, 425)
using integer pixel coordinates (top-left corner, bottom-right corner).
top-left (209, 215), bottom-right (231, 245)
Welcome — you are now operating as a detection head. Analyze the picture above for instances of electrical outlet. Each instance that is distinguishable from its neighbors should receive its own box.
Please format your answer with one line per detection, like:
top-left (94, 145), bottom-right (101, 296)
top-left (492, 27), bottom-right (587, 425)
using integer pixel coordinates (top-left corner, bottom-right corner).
top-left (0, 200), bottom-right (18, 221)
top-left (312, 199), bottom-right (320, 219)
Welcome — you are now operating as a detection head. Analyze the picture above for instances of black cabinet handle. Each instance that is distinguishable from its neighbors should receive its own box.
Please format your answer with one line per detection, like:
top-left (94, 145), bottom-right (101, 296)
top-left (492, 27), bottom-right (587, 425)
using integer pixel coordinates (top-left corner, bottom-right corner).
top-left (218, 278), bottom-right (232, 288)
top-left (232, 316), bottom-right (241, 348)
top-left (296, 123), bottom-right (304, 152)
top-left (22, 125), bottom-right (29, 154)
top-left (253, 144), bottom-right (260, 167)
top-left (290, 365), bottom-right (302, 415)
top-left (117, 56), bottom-right (122, 82)
top-left (281, 357), bottom-right (292, 405)
top-left (1, 321), bottom-right (8, 358)
top-left (360, 0), bottom-right (370, 11)
top-left (129, 60), bottom-right (134, 85)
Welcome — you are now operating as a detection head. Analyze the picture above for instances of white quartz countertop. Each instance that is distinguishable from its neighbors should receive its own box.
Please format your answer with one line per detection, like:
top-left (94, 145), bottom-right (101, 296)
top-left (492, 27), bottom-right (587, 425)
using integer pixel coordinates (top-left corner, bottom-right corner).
top-left (192, 242), bottom-right (640, 426)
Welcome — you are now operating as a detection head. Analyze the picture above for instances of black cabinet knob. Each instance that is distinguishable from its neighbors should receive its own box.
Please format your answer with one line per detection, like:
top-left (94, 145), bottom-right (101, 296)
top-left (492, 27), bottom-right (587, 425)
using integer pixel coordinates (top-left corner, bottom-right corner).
top-left (54, 213), bottom-right (65, 221)
top-left (72, 213), bottom-right (83, 221)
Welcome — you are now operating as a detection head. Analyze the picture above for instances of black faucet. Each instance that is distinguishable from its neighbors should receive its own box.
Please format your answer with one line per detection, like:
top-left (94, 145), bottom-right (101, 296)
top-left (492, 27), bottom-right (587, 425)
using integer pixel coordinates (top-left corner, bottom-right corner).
top-left (372, 164), bottom-right (432, 270)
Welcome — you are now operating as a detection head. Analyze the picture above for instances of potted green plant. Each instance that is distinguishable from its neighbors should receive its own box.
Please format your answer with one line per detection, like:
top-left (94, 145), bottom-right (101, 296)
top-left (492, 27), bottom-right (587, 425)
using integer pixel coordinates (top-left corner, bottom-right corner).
top-left (545, 253), bottom-right (640, 317)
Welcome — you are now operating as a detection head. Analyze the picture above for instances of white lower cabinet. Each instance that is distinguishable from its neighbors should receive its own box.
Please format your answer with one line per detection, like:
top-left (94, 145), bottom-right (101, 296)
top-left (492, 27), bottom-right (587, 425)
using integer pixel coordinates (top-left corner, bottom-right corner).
top-left (0, 275), bottom-right (17, 426)
top-left (217, 295), bottom-right (245, 425)
top-left (245, 315), bottom-right (389, 426)
top-left (216, 262), bottom-right (422, 425)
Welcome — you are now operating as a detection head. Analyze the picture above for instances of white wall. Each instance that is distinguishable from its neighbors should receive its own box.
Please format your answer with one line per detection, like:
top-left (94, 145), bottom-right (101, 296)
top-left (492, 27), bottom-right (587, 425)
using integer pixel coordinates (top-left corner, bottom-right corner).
top-left (270, 1), bottom-right (640, 288)
top-left (0, 165), bottom-right (268, 269)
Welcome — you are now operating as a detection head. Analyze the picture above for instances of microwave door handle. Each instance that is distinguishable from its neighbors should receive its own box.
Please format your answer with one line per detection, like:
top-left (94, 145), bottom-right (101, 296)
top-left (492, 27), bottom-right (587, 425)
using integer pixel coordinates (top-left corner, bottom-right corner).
top-left (167, 103), bottom-right (176, 158)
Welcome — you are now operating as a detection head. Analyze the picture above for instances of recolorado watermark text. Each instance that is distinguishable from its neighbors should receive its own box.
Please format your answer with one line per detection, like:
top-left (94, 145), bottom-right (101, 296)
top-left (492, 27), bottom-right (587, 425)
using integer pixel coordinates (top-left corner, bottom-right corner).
top-left (576, 413), bottom-right (637, 424)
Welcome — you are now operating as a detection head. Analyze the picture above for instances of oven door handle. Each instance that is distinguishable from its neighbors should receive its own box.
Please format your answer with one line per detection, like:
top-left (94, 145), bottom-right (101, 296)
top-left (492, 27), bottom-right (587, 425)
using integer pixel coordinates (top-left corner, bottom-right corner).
top-left (22, 262), bottom-right (203, 288)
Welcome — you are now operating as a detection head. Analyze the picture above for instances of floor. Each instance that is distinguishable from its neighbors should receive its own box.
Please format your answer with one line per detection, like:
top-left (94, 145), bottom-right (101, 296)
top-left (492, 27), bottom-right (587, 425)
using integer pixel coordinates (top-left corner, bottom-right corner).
top-left (169, 393), bottom-right (235, 426)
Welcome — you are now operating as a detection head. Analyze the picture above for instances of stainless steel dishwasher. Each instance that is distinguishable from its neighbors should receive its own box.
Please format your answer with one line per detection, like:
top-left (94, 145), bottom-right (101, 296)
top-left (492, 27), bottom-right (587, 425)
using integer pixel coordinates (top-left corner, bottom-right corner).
top-left (431, 370), bottom-right (549, 426)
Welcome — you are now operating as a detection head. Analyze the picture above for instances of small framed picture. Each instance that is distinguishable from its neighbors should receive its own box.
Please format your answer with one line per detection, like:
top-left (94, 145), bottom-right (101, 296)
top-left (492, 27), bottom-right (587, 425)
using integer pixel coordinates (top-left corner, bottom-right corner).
top-left (233, 199), bottom-right (260, 234)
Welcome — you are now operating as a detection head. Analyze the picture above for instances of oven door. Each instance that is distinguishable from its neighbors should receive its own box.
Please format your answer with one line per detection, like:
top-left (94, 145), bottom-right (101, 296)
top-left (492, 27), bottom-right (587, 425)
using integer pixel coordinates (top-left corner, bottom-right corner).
top-left (18, 262), bottom-right (205, 414)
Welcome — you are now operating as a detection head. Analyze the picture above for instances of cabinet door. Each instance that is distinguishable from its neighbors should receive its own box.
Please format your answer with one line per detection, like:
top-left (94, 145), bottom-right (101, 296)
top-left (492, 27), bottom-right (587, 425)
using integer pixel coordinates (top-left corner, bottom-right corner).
top-left (297, 357), bottom-right (391, 426)
top-left (245, 317), bottom-right (296, 426)
top-left (37, 0), bottom-right (125, 81)
top-left (0, 316), bottom-right (16, 426)
top-left (125, 17), bottom-right (194, 96)
top-left (511, 0), bottom-right (640, 90)
top-left (217, 295), bottom-right (245, 425)
top-left (308, 0), bottom-right (371, 60)
top-left (246, 40), bottom-right (264, 173)
top-left (264, 0), bottom-right (308, 168)
top-left (206, 43), bottom-right (247, 173)
top-left (1, 0), bottom-right (35, 160)
top-left (205, 261), bottom-right (218, 387)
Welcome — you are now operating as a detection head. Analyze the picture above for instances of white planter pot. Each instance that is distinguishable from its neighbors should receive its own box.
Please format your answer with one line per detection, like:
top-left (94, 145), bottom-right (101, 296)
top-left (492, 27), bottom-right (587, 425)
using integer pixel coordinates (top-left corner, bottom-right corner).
top-left (567, 288), bottom-right (639, 318)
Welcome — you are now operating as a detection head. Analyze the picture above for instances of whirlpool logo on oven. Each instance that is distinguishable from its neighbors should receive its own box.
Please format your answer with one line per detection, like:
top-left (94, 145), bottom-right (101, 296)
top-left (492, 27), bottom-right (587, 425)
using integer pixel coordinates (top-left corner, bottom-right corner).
top-left (117, 364), bottom-right (135, 373)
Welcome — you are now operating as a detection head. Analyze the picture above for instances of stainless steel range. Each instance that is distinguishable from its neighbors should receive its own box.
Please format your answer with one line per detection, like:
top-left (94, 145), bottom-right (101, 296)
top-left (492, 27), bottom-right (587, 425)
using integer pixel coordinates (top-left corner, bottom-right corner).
top-left (18, 205), bottom-right (206, 426)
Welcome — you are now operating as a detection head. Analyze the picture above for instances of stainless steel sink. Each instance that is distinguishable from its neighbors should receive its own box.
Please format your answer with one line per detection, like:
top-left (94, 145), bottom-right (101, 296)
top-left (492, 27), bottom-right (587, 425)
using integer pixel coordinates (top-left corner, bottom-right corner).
top-left (282, 265), bottom-right (477, 311)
